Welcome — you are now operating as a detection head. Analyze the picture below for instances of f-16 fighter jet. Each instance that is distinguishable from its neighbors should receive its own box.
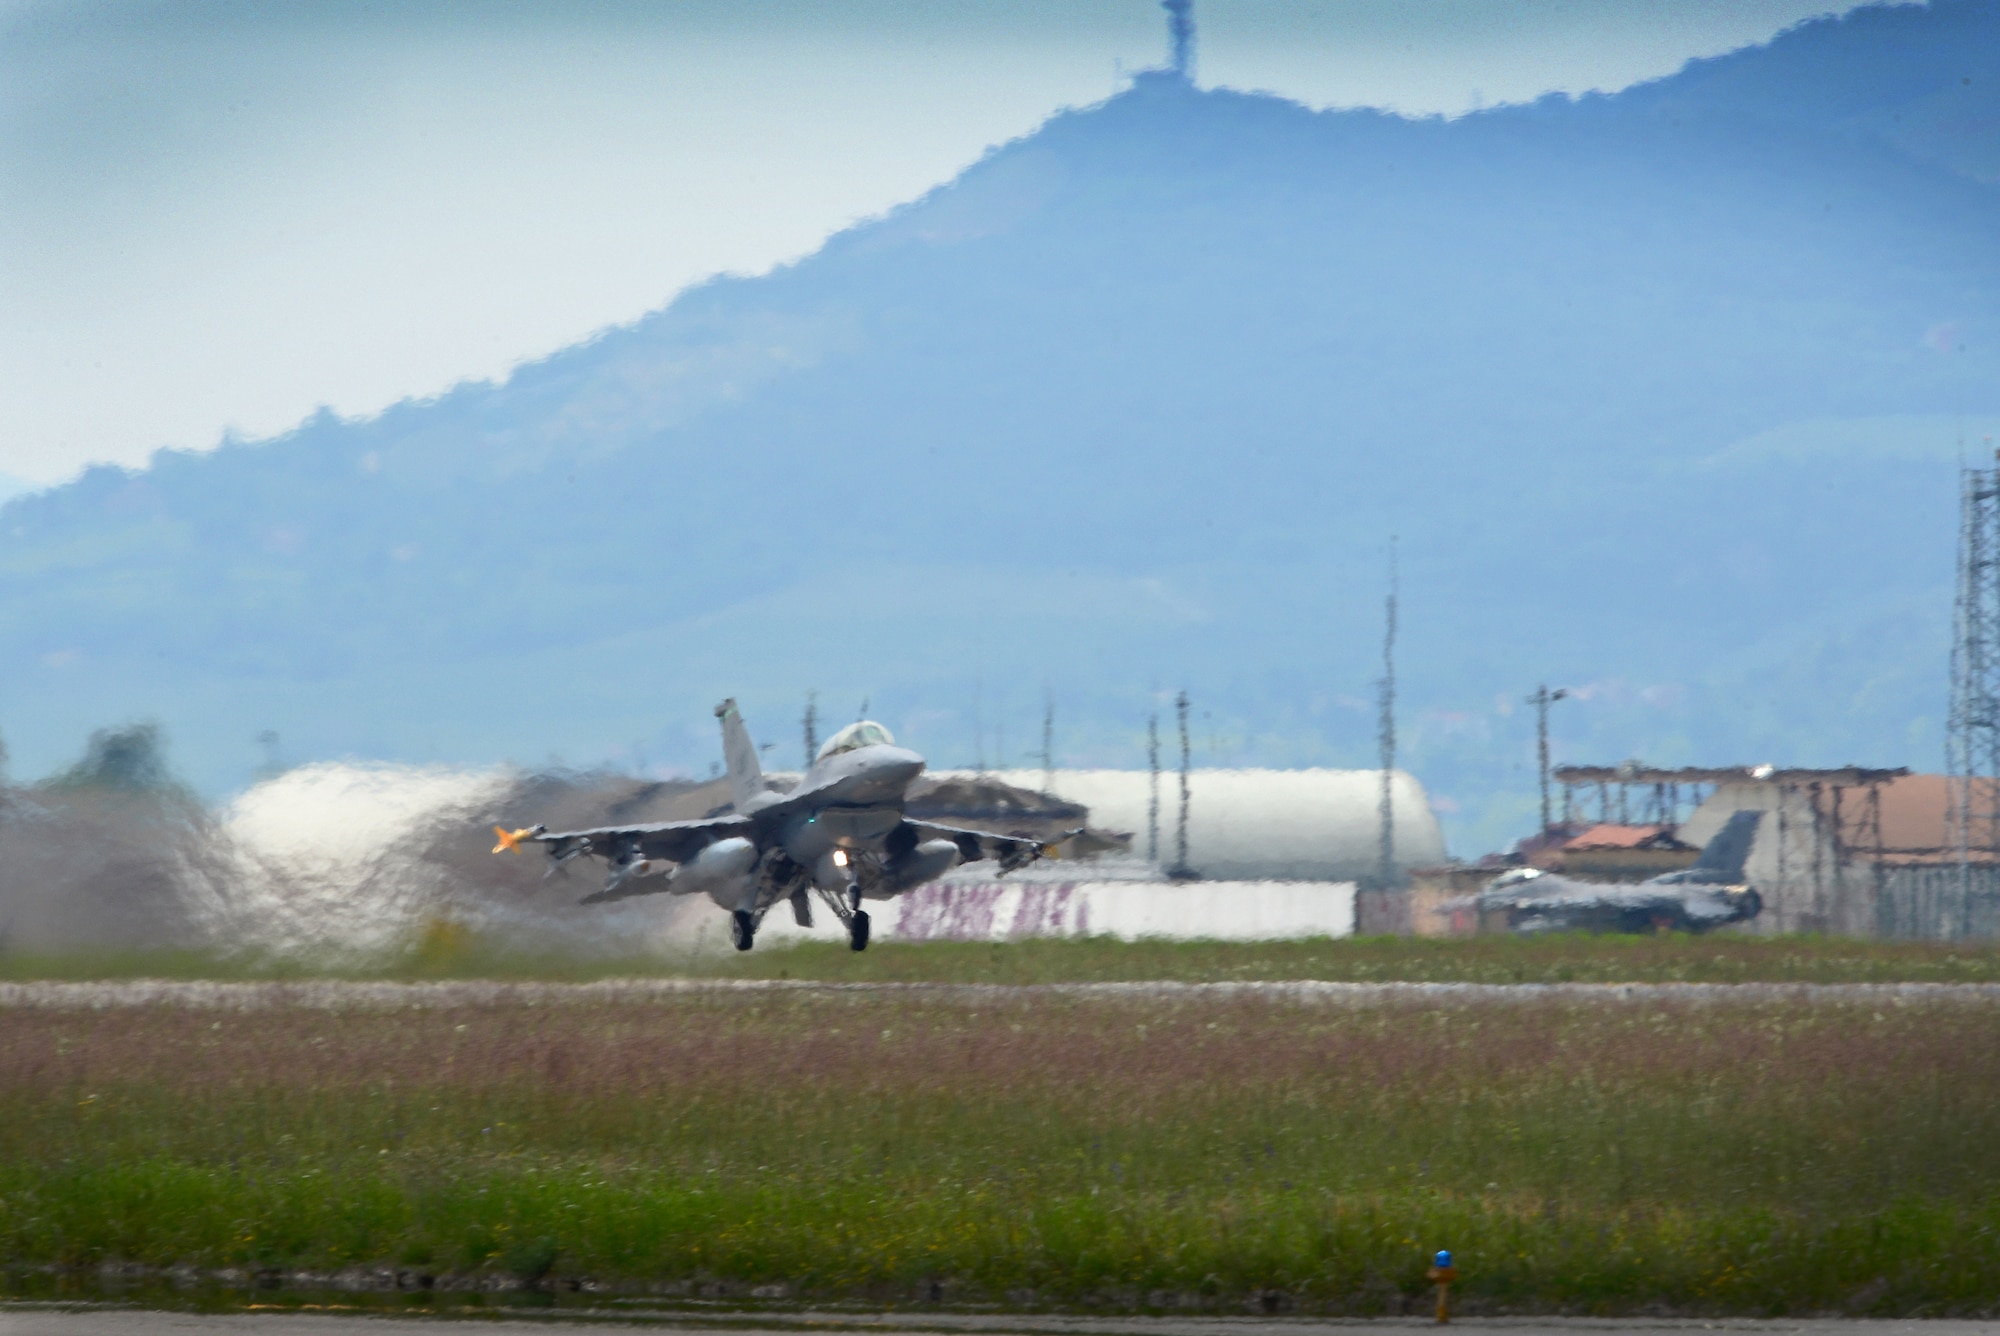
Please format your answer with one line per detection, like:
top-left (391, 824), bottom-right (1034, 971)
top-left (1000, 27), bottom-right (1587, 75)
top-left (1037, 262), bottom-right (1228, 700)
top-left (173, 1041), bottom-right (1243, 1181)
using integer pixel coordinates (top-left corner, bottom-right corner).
top-left (492, 700), bottom-right (1063, 952)
top-left (1468, 810), bottom-right (1766, 934)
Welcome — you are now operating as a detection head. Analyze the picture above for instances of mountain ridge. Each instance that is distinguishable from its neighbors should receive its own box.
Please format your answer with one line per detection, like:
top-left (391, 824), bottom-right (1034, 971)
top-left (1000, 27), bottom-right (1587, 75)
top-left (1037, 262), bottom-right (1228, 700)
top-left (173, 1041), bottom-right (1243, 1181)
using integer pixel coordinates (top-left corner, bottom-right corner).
top-left (6, 0), bottom-right (1998, 853)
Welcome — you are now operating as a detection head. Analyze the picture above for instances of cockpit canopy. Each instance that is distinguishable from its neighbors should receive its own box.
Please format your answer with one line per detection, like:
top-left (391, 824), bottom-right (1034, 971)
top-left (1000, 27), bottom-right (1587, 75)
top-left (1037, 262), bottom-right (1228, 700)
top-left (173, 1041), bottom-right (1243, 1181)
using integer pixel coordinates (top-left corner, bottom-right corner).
top-left (816, 720), bottom-right (896, 762)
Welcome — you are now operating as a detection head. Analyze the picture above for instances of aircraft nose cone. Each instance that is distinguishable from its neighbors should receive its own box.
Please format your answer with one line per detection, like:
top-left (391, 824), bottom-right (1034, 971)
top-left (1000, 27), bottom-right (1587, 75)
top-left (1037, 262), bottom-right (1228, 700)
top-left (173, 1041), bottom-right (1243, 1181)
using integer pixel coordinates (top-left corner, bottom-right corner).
top-left (878, 748), bottom-right (925, 786)
top-left (851, 747), bottom-right (924, 798)
top-left (832, 746), bottom-right (927, 803)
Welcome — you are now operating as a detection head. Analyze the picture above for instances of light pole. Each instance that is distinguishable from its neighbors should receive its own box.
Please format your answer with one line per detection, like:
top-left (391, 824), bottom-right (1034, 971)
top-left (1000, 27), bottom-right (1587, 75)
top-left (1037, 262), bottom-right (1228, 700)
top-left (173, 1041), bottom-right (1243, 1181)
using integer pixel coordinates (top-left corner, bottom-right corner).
top-left (1528, 684), bottom-right (1570, 834)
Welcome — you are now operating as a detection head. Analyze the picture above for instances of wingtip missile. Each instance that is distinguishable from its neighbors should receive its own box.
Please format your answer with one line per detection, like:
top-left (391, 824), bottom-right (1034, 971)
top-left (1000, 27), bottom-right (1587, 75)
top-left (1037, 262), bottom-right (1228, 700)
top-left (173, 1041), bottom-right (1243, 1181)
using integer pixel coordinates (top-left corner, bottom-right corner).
top-left (492, 825), bottom-right (542, 855)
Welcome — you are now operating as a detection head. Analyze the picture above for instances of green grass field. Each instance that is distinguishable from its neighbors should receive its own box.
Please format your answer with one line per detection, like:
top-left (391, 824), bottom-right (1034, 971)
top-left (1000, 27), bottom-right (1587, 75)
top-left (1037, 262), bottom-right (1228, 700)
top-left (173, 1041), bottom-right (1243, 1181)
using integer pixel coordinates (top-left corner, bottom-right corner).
top-left (11, 930), bottom-right (2000, 984)
top-left (709, 933), bottom-right (2000, 985)
top-left (5, 970), bottom-right (2000, 1314)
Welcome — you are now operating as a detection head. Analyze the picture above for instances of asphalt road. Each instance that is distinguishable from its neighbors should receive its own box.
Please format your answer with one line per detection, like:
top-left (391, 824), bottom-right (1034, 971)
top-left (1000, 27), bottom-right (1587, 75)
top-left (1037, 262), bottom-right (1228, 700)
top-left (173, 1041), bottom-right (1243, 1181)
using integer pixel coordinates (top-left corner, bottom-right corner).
top-left (6, 1309), bottom-right (2000, 1336)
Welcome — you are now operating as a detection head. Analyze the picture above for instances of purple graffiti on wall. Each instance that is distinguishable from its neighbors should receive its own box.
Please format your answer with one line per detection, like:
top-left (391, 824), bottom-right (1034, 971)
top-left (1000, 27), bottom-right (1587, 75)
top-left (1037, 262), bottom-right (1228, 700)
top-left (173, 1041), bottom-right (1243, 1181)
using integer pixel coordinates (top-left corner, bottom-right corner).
top-left (890, 881), bottom-right (1086, 942)
top-left (1008, 883), bottom-right (1082, 939)
top-left (890, 882), bottom-right (1008, 942)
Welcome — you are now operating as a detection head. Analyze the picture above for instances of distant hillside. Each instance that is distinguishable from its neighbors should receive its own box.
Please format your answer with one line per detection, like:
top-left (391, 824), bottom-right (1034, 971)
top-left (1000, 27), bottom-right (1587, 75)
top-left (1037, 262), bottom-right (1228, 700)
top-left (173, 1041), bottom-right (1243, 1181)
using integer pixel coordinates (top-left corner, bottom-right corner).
top-left (5, 0), bottom-right (1998, 854)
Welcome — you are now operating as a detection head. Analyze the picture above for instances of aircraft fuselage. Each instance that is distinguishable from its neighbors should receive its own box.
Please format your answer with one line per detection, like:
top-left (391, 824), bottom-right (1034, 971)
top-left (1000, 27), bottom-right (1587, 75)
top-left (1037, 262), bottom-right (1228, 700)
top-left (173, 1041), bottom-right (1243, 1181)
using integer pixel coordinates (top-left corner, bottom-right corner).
top-left (766, 744), bottom-right (930, 898)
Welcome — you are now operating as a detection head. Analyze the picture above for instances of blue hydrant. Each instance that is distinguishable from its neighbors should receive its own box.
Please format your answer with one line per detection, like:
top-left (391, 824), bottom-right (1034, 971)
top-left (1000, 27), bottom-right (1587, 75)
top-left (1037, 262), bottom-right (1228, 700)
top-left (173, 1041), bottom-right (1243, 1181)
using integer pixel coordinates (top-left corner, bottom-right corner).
top-left (1426, 1250), bottom-right (1458, 1323)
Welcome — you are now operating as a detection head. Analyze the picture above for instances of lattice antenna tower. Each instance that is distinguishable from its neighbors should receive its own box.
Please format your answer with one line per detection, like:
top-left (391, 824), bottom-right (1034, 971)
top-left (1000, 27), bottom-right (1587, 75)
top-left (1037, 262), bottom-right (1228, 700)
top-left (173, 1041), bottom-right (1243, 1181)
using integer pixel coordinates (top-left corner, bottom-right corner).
top-left (1948, 451), bottom-right (2000, 868)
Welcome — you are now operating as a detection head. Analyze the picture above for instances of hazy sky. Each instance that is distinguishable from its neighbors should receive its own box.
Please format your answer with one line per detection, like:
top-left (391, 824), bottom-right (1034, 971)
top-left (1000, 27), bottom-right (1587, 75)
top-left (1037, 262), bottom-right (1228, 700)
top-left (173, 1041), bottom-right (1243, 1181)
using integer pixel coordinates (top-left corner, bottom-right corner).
top-left (1, 0), bottom-right (1877, 485)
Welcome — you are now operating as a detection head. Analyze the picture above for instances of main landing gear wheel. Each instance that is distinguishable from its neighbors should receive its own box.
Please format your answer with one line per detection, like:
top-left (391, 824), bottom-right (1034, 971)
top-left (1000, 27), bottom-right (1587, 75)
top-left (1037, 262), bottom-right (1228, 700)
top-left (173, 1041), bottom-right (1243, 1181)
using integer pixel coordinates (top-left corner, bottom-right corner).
top-left (849, 909), bottom-right (871, 952)
top-left (731, 909), bottom-right (756, 952)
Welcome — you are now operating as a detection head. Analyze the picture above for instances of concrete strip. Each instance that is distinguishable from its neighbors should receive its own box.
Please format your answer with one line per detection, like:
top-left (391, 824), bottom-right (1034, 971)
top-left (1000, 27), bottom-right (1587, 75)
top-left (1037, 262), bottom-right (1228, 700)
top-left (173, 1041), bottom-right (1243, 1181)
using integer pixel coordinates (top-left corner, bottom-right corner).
top-left (4, 979), bottom-right (2000, 1011)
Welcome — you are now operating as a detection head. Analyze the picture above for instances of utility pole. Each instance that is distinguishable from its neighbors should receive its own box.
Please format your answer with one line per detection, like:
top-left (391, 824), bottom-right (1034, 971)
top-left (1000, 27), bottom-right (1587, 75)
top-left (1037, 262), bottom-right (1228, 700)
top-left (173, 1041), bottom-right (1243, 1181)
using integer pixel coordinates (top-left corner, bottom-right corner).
top-left (1527, 684), bottom-right (1569, 834)
top-left (802, 691), bottom-right (819, 767)
top-left (1147, 711), bottom-right (1161, 864)
top-left (1377, 540), bottom-right (1399, 891)
top-left (1169, 689), bottom-right (1196, 879)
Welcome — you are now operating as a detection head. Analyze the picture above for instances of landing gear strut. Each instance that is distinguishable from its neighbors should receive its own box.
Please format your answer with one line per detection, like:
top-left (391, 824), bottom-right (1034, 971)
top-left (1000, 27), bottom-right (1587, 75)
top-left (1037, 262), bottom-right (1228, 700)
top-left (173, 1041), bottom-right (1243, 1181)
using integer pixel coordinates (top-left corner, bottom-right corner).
top-left (845, 881), bottom-right (869, 951)
top-left (731, 909), bottom-right (756, 952)
top-left (811, 879), bottom-right (870, 952)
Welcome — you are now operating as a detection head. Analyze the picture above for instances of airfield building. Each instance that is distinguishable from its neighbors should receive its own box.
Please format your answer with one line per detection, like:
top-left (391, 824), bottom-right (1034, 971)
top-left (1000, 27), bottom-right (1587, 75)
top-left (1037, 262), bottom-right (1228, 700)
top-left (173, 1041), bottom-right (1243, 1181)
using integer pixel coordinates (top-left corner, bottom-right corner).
top-left (1452, 766), bottom-right (2000, 940)
top-left (1671, 769), bottom-right (1999, 938)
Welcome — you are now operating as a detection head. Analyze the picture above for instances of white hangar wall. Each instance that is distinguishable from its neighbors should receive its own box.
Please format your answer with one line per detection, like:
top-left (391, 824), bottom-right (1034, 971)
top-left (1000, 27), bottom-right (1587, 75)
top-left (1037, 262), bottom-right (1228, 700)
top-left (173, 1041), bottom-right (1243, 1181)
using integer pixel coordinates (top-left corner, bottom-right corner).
top-left (745, 876), bottom-right (1355, 948)
top-left (947, 768), bottom-right (1448, 883)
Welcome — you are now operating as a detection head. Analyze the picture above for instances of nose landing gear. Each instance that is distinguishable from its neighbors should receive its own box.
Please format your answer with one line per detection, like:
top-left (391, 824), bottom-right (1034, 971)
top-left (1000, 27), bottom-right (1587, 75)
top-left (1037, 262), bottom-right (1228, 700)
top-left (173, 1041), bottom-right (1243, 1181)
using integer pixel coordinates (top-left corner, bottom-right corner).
top-left (811, 872), bottom-right (873, 952)
top-left (844, 882), bottom-right (869, 951)
top-left (731, 909), bottom-right (756, 952)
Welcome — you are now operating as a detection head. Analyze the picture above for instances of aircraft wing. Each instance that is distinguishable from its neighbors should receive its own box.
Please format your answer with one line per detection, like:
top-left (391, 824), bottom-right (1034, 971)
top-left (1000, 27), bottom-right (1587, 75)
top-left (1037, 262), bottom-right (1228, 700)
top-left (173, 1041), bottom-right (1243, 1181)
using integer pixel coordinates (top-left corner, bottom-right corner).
top-left (904, 820), bottom-right (1071, 874)
top-left (493, 814), bottom-right (751, 866)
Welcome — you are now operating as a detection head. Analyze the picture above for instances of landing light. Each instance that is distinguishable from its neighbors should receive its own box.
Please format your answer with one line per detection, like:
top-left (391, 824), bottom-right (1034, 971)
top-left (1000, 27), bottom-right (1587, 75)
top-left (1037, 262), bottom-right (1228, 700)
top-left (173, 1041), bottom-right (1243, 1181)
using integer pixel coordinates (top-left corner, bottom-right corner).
top-left (832, 849), bottom-right (848, 867)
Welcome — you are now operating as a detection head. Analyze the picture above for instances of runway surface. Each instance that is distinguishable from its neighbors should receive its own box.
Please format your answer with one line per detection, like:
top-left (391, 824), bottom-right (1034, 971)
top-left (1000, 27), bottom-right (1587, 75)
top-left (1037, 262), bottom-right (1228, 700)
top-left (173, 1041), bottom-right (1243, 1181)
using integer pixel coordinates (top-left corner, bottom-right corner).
top-left (5, 1308), bottom-right (2000, 1336)
top-left (4, 979), bottom-right (2000, 1011)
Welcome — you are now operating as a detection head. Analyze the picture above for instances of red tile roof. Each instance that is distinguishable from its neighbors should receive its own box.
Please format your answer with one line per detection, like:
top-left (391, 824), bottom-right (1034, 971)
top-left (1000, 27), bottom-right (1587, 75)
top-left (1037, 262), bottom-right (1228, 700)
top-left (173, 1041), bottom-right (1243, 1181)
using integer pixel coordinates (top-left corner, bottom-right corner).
top-left (1561, 823), bottom-right (1689, 851)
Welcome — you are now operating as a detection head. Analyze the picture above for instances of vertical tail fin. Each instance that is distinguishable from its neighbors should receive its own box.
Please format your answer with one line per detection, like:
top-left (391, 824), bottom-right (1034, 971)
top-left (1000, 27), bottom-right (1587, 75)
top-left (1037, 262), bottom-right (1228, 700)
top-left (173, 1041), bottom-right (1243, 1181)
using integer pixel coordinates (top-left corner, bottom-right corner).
top-left (1690, 809), bottom-right (1763, 880)
top-left (715, 698), bottom-right (762, 813)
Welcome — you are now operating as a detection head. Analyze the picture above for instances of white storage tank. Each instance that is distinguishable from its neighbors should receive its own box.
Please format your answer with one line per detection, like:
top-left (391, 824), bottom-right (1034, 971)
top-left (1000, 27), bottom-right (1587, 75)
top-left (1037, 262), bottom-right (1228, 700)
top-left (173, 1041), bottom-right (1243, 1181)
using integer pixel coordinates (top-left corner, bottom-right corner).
top-left (956, 769), bottom-right (1447, 882)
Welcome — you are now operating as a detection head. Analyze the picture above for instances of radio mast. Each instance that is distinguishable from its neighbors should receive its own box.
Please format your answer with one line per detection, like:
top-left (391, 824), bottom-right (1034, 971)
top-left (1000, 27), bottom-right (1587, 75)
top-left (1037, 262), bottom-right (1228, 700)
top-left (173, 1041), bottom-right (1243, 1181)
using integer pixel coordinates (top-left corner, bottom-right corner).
top-left (1168, 690), bottom-right (1196, 880)
top-left (1147, 711), bottom-right (1161, 863)
top-left (1162, 0), bottom-right (1194, 81)
top-left (1377, 540), bottom-right (1399, 890)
